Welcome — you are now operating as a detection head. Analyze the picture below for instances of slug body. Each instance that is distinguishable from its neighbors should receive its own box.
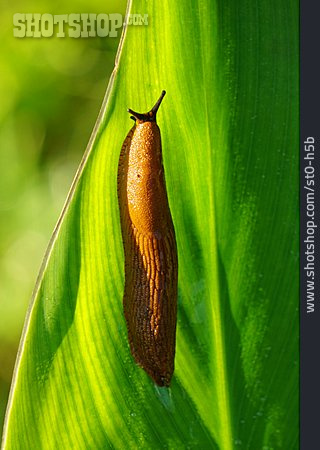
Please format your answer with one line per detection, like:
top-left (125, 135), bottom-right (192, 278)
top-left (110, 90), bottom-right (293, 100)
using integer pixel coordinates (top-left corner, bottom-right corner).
top-left (117, 91), bottom-right (178, 386)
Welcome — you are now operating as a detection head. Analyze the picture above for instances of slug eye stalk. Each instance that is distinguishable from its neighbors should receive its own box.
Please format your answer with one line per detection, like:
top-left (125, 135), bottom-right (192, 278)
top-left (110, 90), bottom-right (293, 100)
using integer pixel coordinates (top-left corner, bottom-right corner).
top-left (127, 90), bottom-right (166, 123)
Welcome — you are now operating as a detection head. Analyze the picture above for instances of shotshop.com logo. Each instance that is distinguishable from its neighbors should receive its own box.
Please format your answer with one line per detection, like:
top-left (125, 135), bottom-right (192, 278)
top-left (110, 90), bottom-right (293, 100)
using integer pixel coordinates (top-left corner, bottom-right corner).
top-left (13, 13), bottom-right (148, 38)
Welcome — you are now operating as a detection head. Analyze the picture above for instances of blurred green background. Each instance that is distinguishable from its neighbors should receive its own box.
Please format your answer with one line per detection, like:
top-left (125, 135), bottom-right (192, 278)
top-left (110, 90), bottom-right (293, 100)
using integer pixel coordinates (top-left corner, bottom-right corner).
top-left (0, 0), bottom-right (127, 429)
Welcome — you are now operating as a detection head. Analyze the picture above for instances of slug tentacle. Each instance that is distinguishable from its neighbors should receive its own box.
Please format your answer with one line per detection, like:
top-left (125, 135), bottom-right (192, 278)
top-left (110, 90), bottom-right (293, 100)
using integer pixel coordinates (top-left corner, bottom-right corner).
top-left (117, 92), bottom-right (177, 386)
top-left (127, 90), bottom-right (166, 123)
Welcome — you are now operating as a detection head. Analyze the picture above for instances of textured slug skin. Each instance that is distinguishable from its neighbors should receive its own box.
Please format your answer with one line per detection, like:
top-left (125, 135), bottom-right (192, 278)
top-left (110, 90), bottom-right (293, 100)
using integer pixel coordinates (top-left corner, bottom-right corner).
top-left (117, 119), bottom-right (178, 387)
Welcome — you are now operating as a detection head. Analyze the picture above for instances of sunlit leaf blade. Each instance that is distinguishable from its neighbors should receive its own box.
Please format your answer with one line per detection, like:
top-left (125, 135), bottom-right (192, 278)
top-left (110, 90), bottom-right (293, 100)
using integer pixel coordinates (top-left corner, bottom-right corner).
top-left (2, 0), bottom-right (298, 448)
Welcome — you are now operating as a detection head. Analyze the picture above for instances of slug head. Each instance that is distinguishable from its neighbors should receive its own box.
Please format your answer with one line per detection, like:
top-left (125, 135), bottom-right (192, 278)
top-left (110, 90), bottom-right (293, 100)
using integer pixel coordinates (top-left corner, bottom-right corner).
top-left (128, 91), bottom-right (166, 124)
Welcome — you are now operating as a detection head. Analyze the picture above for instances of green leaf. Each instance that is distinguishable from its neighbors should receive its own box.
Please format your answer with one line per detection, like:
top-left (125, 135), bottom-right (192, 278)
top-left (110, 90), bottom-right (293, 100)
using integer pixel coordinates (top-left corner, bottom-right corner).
top-left (2, 0), bottom-right (298, 448)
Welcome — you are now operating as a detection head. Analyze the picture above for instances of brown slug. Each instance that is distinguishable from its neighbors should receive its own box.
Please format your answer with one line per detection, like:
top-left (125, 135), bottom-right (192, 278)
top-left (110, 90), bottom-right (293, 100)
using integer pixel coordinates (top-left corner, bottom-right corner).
top-left (117, 91), bottom-right (178, 386)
